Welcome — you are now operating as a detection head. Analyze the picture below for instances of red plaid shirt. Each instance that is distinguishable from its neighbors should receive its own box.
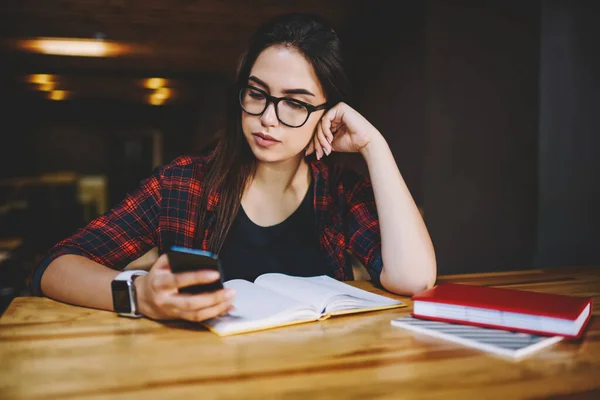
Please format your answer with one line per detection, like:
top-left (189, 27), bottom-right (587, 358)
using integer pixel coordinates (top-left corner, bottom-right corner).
top-left (31, 155), bottom-right (383, 295)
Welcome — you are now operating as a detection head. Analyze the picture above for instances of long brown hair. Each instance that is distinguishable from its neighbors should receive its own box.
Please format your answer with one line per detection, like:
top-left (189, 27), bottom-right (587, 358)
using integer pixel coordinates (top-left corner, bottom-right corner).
top-left (196, 13), bottom-right (349, 253)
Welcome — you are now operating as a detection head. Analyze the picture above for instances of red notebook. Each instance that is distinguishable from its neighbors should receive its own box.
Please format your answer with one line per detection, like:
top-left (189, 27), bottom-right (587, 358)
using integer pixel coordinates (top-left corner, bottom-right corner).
top-left (411, 283), bottom-right (593, 338)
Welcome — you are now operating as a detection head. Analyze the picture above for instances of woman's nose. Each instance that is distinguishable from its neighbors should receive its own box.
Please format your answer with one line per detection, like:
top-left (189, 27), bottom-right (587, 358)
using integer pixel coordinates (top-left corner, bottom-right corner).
top-left (260, 102), bottom-right (279, 127)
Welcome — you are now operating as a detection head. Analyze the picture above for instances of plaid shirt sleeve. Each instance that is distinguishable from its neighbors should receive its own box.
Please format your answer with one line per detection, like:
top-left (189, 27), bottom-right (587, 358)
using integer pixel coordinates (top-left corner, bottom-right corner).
top-left (341, 169), bottom-right (383, 285)
top-left (30, 166), bottom-right (164, 296)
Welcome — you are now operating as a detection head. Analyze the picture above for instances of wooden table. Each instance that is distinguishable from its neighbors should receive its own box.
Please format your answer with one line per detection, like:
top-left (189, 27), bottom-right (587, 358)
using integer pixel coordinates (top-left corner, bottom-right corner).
top-left (1, 266), bottom-right (599, 399)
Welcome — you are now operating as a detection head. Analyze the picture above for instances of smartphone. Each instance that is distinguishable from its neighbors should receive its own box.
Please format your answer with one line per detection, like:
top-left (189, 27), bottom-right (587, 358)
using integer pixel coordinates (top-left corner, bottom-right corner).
top-left (166, 246), bottom-right (224, 294)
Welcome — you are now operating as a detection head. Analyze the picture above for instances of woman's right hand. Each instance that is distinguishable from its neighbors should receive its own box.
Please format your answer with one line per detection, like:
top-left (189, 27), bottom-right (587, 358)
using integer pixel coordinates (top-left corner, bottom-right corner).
top-left (133, 254), bottom-right (235, 321)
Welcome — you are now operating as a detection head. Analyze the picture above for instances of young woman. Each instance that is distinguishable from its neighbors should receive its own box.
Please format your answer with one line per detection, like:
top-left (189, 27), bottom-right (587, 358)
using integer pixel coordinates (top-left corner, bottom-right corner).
top-left (32, 13), bottom-right (436, 322)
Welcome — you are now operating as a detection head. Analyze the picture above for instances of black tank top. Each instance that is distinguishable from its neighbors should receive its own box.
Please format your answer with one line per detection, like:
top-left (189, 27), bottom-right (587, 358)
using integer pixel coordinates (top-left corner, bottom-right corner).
top-left (218, 184), bottom-right (330, 282)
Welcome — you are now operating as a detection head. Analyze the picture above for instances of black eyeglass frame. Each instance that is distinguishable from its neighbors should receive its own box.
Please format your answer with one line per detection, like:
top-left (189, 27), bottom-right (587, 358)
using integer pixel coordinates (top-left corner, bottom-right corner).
top-left (239, 85), bottom-right (329, 128)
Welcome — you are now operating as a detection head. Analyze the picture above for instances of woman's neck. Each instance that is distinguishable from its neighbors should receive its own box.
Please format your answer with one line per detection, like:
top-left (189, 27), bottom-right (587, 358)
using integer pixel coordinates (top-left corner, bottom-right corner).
top-left (251, 155), bottom-right (311, 195)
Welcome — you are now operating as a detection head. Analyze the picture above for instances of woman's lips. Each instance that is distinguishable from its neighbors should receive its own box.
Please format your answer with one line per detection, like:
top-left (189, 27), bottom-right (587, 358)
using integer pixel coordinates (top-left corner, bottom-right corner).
top-left (252, 132), bottom-right (280, 147)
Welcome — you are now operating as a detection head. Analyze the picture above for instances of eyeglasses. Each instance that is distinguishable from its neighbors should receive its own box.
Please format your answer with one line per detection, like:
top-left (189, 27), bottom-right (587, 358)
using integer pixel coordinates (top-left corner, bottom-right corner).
top-left (239, 85), bottom-right (328, 128)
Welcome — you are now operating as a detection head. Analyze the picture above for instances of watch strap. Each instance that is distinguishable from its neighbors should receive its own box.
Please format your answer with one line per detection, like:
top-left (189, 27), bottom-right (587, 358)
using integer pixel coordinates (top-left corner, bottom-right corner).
top-left (114, 270), bottom-right (149, 281)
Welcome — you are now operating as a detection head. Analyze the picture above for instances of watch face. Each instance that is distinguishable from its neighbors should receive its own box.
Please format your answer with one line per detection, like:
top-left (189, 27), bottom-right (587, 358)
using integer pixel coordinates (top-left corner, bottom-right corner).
top-left (112, 280), bottom-right (132, 314)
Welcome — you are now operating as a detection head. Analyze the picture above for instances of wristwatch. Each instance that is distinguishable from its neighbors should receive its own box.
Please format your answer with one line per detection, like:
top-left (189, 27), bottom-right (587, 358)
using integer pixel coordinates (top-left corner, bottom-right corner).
top-left (111, 270), bottom-right (149, 318)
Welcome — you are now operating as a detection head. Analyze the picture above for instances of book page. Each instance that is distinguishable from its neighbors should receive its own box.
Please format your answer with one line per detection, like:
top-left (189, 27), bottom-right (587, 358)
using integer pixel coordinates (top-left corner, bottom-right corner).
top-left (202, 280), bottom-right (318, 336)
top-left (254, 274), bottom-right (402, 314)
top-left (254, 274), bottom-right (339, 312)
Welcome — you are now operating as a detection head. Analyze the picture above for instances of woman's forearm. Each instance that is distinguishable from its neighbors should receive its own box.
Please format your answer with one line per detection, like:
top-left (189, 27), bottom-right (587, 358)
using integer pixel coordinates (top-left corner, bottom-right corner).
top-left (361, 135), bottom-right (437, 295)
top-left (41, 255), bottom-right (120, 311)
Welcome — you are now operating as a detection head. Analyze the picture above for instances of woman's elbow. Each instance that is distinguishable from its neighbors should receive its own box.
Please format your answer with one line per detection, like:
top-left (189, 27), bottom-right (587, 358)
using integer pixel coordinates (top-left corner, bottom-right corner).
top-left (379, 262), bottom-right (437, 296)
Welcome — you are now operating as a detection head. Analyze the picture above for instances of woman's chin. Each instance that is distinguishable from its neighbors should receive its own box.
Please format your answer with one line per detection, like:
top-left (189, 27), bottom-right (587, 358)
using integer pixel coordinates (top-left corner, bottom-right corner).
top-left (250, 147), bottom-right (303, 164)
top-left (254, 153), bottom-right (286, 164)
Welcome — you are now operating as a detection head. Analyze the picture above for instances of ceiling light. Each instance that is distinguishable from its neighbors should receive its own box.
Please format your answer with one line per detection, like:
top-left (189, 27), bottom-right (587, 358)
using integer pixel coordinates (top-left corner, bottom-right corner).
top-left (154, 87), bottom-right (171, 99)
top-left (17, 38), bottom-right (129, 57)
top-left (148, 96), bottom-right (165, 106)
top-left (49, 90), bottom-right (68, 101)
top-left (144, 78), bottom-right (167, 89)
top-left (148, 92), bottom-right (167, 106)
top-left (28, 74), bottom-right (53, 84)
top-left (39, 82), bottom-right (55, 91)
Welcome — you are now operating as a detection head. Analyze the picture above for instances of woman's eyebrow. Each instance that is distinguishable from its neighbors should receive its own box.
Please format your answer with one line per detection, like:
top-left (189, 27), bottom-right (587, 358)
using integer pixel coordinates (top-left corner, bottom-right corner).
top-left (248, 75), bottom-right (315, 97)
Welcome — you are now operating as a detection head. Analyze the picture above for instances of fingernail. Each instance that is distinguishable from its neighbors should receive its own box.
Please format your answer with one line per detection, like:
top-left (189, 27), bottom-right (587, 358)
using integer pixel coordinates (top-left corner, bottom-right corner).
top-left (221, 306), bottom-right (235, 317)
top-left (206, 270), bottom-right (220, 280)
top-left (225, 289), bottom-right (236, 299)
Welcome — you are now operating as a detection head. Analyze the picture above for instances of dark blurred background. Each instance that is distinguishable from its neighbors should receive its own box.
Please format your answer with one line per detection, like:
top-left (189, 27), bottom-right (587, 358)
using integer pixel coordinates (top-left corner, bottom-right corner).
top-left (1, 0), bottom-right (599, 311)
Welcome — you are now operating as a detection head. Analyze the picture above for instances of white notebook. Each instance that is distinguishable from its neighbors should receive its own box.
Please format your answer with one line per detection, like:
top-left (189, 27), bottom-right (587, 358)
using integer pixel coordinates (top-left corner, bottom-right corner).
top-left (391, 316), bottom-right (563, 360)
top-left (202, 273), bottom-right (404, 336)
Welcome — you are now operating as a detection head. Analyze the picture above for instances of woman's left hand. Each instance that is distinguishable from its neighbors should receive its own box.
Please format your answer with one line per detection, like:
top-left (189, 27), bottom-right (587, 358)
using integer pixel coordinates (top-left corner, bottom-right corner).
top-left (306, 102), bottom-right (381, 160)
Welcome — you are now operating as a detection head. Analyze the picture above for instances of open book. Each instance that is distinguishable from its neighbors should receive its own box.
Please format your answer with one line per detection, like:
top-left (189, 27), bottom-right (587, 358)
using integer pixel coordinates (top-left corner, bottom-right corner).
top-left (203, 273), bottom-right (404, 336)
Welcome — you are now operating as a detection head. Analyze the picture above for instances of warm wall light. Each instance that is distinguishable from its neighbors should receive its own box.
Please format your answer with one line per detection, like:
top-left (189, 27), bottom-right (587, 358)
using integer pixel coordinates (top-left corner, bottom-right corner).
top-left (49, 90), bottom-right (68, 101)
top-left (17, 38), bottom-right (129, 57)
top-left (144, 78), bottom-right (167, 89)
